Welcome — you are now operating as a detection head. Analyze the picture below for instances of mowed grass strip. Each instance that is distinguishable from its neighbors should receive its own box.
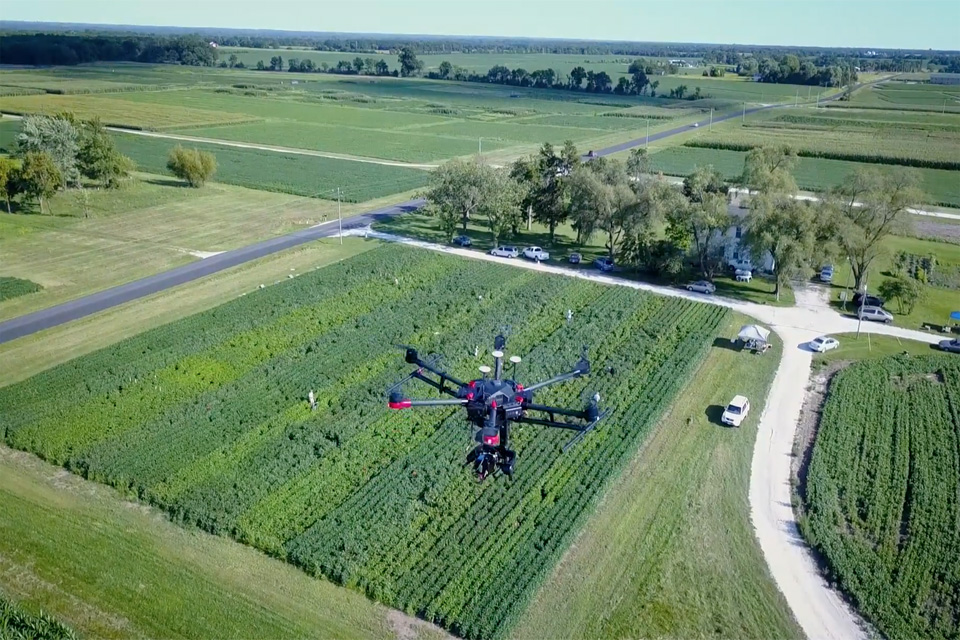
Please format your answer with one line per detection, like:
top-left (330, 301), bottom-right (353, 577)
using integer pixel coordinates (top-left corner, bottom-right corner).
top-left (512, 315), bottom-right (801, 640)
top-left (113, 132), bottom-right (431, 199)
top-left (0, 93), bottom-right (260, 130)
top-left (0, 446), bottom-right (446, 640)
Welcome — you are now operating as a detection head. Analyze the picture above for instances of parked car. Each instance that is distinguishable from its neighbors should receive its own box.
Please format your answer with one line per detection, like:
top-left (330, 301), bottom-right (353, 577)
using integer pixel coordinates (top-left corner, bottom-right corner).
top-left (691, 122), bottom-right (699, 128)
top-left (686, 280), bottom-right (716, 294)
top-left (452, 235), bottom-right (472, 247)
top-left (735, 269), bottom-right (752, 282)
top-left (729, 258), bottom-right (754, 272)
top-left (594, 256), bottom-right (615, 272)
top-left (522, 246), bottom-right (550, 261)
top-left (721, 395), bottom-right (750, 427)
top-left (938, 338), bottom-right (960, 353)
top-left (858, 305), bottom-right (894, 324)
top-left (809, 336), bottom-right (840, 353)
top-left (489, 246), bottom-right (519, 258)
top-left (819, 265), bottom-right (834, 283)
top-left (853, 292), bottom-right (884, 308)
top-left (568, 252), bottom-right (582, 264)
top-left (586, 150), bottom-right (597, 158)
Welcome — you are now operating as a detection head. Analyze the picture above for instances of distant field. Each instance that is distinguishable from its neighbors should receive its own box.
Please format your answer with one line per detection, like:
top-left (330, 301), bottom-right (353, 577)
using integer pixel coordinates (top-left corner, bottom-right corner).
top-left (838, 81), bottom-right (960, 112)
top-left (112, 131), bottom-right (431, 198)
top-left (0, 93), bottom-right (261, 130)
top-left (648, 146), bottom-right (960, 207)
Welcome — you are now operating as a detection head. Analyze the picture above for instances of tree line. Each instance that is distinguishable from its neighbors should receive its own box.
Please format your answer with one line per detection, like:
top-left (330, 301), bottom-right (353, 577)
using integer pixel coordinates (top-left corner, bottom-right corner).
top-left (0, 114), bottom-right (216, 215)
top-left (0, 33), bottom-right (218, 66)
top-left (423, 143), bottom-right (924, 304)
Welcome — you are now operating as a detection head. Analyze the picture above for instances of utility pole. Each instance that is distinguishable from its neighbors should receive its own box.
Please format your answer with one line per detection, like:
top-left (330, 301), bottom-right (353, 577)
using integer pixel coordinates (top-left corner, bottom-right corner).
top-left (795, 89), bottom-right (799, 107)
top-left (709, 108), bottom-right (713, 131)
top-left (807, 85), bottom-right (812, 100)
top-left (856, 274), bottom-right (867, 338)
top-left (742, 101), bottom-right (746, 122)
top-left (337, 187), bottom-right (343, 245)
top-left (645, 117), bottom-right (649, 148)
top-left (816, 91), bottom-right (821, 109)
top-left (478, 137), bottom-right (483, 157)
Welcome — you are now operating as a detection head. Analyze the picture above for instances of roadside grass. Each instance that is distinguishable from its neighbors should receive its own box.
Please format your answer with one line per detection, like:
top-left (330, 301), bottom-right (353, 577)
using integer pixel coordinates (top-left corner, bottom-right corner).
top-left (813, 332), bottom-right (939, 368)
top-left (375, 213), bottom-right (795, 306)
top-left (513, 314), bottom-right (801, 640)
top-left (825, 235), bottom-right (960, 330)
top-left (0, 237), bottom-right (371, 390)
top-left (0, 444), bottom-right (446, 640)
top-left (0, 175), bottom-right (414, 321)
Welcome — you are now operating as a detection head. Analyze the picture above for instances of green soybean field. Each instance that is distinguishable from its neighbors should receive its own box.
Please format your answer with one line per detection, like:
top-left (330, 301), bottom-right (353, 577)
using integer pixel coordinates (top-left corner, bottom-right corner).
top-left (0, 244), bottom-right (726, 639)
top-left (801, 354), bottom-right (960, 640)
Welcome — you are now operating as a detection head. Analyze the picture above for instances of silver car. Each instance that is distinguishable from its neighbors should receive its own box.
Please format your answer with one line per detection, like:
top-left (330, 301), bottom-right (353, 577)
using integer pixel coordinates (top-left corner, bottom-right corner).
top-left (938, 338), bottom-right (960, 354)
top-left (858, 305), bottom-right (893, 324)
top-left (686, 280), bottom-right (716, 294)
top-left (489, 246), bottom-right (519, 258)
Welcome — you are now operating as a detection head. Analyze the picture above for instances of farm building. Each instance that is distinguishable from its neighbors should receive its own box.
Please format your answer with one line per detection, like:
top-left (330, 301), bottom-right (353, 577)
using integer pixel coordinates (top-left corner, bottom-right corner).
top-left (931, 73), bottom-right (960, 85)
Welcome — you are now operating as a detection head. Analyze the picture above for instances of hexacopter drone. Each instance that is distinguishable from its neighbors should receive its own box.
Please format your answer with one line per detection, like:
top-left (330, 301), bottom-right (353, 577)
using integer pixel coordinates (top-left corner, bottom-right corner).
top-left (387, 334), bottom-right (607, 480)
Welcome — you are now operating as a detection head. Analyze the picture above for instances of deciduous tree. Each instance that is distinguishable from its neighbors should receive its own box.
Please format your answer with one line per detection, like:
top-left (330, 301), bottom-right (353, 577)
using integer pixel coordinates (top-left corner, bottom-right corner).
top-left (16, 114), bottom-right (80, 186)
top-left (0, 157), bottom-right (17, 213)
top-left (398, 47), bottom-right (423, 77)
top-left (78, 117), bottom-right (134, 188)
top-left (19, 151), bottom-right (63, 214)
top-left (166, 145), bottom-right (217, 187)
top-left (423, 159), bottom-right (490, 237)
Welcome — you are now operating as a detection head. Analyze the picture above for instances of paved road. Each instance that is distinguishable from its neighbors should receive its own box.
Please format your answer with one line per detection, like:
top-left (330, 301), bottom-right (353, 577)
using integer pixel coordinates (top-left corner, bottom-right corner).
top-left (0, 199), bottom-right (423, 344)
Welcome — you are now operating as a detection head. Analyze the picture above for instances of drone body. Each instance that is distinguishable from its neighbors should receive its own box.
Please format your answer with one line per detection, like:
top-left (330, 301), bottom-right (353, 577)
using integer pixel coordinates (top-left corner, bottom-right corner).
top-left (388, 334), bottom-right (606, 480)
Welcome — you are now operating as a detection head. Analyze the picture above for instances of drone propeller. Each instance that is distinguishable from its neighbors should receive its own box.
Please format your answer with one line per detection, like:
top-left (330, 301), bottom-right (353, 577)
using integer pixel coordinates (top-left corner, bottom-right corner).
top-left (386, 350), bottom-right (443, 394)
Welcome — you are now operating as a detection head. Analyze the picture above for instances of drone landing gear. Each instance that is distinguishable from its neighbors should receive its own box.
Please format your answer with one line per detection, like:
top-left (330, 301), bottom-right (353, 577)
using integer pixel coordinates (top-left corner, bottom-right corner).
top-left (467, 446), bottom-right (516, 481)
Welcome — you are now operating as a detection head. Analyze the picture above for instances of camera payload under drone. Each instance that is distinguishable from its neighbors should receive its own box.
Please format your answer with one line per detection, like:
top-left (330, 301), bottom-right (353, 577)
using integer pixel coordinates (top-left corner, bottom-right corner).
top-left (387, 334), bottom-right (607, 480)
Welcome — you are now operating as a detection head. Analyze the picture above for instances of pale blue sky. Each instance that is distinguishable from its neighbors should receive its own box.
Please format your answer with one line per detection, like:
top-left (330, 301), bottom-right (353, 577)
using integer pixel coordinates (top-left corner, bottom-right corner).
top-left (6, 0), bottom-right (959, 50)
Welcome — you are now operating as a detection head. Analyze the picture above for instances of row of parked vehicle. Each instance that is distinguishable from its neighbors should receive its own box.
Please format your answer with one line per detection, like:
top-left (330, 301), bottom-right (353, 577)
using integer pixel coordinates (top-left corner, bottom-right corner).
top-left (465, 237), bottom-right (618, 272)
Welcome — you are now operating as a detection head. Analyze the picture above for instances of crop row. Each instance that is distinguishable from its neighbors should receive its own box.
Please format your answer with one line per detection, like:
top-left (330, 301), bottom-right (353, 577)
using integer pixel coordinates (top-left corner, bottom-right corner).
top-left (800, 355), bottom-right (960, 640)
top-left (0, 244), bottom-right (727, 639)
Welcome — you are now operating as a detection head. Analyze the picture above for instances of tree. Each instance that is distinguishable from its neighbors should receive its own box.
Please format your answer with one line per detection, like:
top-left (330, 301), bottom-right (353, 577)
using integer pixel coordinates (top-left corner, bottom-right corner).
top-left (18, 151), bottom-right (63, 214)
top-left (0, 157), bottom-right (17, 213)
top-left (78, 117), bottom-right (134, 188)
top-left (375, 59), bottom-right (389, 75)
top-left (228, 53), bottom-right (238, 68)
top-left (825, 167), bottom-right (923, 291)
top-left (744, 198), bottom-right (819, 301)
top-left (423, 159), bottom-right (491, 236)
top-left (398, 47), bottom-right (423, 77)
top-left (740, 145), bottom-right (798, 195)
top-left (16, 114), bottom-right (80, 186)
top-left (166, 145), bottom-right (217, 187)
top-left (567, 159), bottom-right (648, 259)
top-left (256, 60), bottom-right (265, 70)
top-left (626, 148), bottom-right (649, 181)
top-left (650, 80), bottom-right (660, 97)
top-left (438, 60), bottom-right (452, 79)
top-left (480, 168), bottom-right (522, 248)
top-left (667, 167), bottom-right (732, 279)
top-left (353, 57), bottom-right (365, 74)
top-left (877, 277), bottom-right (924, 314)
top-left (509, 155), bottom-right (539, 232)
top-left (569, 66), bottom-right (586, 89)
top-left (530, 143), bottom-right (569, 243)
top-left (269, 55), bottom-right (283, 71)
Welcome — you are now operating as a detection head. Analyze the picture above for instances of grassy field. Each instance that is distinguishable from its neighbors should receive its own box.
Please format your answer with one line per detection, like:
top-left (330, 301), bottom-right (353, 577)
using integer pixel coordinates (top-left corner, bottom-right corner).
top-left (827, 235), bottom-right (960, 330)
top-left (0, 244), bottom-right (727, 639)
top-left (0, 446), bottom-right (446, 640)
top-left (835, 80), bottom-right (960, 113)
top-left (813, 333), bottom-right (938, 366)
top-left (800, 353), bottom-right (960, 640)
top-left (513, 314), bottom-right (801, 639)
top-left (648, 146), bottom-right (960, 207)
top-left (0, 175), bottom-right (412, 321)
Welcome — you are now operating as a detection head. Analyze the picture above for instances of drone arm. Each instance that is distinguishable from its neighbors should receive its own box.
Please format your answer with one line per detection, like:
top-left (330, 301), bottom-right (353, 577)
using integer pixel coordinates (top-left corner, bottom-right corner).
top-left (406, 349), bottom-right (467, 388)
top-left (524, 402), bottom-right (591, 419)
top-left (521, 360), bottom-right (589, 393)
top-left (389, 397), bottom-right (468, 410)
top-left (514, 415), bottom-right (585, 431)
top-left (411, 371), bottom-right (462, 397)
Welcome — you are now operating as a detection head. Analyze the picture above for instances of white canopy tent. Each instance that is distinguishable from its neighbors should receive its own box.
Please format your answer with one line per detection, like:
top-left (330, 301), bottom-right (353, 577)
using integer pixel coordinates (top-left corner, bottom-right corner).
top-left (737, 324), bottom-right (771, 343)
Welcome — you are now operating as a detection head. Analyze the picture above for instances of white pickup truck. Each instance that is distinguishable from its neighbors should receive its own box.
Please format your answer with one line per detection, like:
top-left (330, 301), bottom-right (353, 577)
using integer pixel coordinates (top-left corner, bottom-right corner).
top-left (522, 246), bottom-right (550, 261)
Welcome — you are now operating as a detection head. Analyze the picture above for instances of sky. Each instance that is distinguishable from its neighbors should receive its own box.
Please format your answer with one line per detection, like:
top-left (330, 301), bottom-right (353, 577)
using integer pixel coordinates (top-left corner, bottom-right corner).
top-left (5, 0), bottom-right (959, 51)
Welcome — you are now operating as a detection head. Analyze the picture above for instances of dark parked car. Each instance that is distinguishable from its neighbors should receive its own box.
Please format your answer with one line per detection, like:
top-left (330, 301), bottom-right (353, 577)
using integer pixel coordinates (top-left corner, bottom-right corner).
top-left (939, 338), bottom-right (960, 353)
top-left (452, 235), bottom-right (472, 247)
top-left (853, 292), bottom-right (884, 308)
top-left (594, 256), bottom-right (614, 272)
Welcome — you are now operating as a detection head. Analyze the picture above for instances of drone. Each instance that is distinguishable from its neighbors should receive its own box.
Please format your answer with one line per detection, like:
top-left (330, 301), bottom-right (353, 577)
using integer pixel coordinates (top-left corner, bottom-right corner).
top-left (387, 334), bottom-right (608, 481)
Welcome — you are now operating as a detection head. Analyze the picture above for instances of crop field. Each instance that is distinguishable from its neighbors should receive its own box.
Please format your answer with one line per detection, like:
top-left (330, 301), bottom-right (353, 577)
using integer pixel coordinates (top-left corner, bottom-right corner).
top-left (0, 277), bottom-right (42, 302)
top-left (0, 93), bottom-right (262, 130)
top-left (647, 146), bottom-right (960, 207)
top-left (111, 132), bottom-right (431, 200)
top-left (834, 81), bottom-right (960, 113)
top-left (0, 596), bottom-right (77, 640)
top-left (800, 354), bottom-right (960, 640)
top-left (0, 244), bottom-right (726, 639)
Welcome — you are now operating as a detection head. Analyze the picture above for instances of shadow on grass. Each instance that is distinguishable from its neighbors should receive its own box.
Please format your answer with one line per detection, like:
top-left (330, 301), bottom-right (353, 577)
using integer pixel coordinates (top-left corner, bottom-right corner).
top-left (711, 337), bottom-right (742, 352)
top-left (143, 177), bottom-right (190, 188)
top-left (704, 404), bottom-right (727, 426)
